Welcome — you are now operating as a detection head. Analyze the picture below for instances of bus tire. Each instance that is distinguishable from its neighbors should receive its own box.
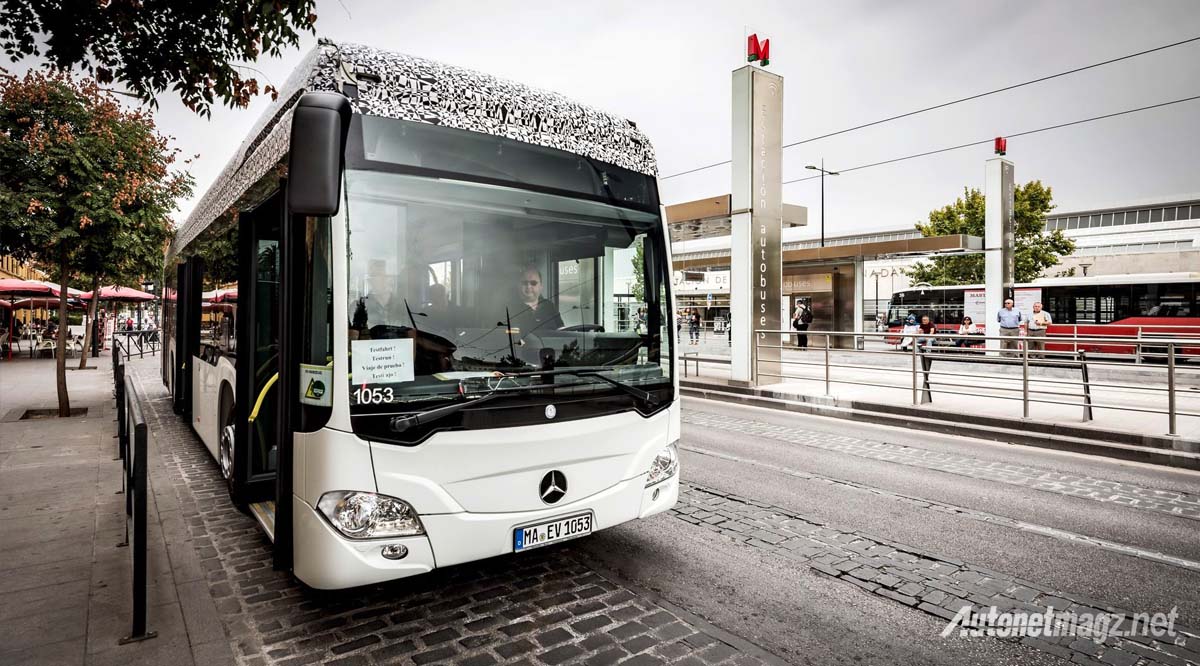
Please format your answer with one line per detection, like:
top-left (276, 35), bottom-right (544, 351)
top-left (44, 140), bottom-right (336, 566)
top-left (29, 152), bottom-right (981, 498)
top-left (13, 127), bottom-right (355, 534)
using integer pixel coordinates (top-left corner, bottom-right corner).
top-left (219, 387), bottom-right (248, 511)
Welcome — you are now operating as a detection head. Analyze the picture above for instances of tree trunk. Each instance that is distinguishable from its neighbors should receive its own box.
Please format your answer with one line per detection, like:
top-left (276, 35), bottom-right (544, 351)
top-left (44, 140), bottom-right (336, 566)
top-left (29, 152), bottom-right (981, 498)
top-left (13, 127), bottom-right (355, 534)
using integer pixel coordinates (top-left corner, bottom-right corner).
top-left (78, 275), bottom-right (101, 369)
top-left (56, 248), bottom-right (71, 417)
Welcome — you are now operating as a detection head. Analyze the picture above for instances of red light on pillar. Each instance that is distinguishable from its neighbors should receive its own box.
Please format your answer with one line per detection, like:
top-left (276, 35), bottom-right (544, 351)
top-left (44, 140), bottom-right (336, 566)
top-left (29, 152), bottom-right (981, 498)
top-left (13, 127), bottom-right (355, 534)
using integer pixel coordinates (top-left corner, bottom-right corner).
top-left (994, 137), bottom-right (1007, 156)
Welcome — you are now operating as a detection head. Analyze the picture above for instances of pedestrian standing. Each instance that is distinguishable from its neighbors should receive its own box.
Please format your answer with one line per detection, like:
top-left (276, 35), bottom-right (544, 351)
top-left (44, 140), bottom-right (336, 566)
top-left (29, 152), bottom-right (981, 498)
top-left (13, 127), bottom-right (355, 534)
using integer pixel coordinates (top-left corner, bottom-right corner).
top-left (1028, 302), bottom-right (1052, 359)
top-left (688, 309), bottom-right (701, 345)
top-left (996, 298), bottom-right (1024, 357)
top-left (791, 302), bottom-right (811, 349)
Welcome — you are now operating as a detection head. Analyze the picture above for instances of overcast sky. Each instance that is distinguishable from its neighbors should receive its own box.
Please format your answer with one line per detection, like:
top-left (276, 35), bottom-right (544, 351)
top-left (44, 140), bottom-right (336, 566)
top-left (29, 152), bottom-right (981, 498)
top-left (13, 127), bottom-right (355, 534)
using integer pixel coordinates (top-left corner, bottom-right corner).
top-left (14, 0), bottom-right (1200, 237)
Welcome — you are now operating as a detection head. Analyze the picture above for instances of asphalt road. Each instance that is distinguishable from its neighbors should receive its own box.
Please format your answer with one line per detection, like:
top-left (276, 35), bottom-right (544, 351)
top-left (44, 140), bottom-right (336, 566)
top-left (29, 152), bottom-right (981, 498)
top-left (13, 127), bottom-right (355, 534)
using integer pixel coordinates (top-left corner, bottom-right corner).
top-left (574, 396), bottom-right (1200, 666)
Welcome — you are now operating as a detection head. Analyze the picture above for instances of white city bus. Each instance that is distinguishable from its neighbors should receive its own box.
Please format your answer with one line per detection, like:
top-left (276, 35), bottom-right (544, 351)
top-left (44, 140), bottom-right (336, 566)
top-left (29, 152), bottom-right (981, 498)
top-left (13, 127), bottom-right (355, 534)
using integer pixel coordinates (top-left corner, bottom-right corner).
top-left (162, 42), bottom-right (679, 589)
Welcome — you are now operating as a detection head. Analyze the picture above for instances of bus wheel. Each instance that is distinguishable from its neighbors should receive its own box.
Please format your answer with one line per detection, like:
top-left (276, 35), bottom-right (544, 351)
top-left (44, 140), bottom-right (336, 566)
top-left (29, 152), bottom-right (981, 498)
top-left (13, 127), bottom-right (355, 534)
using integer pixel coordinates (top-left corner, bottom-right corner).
top-left (219, 422), bottom-right (235, 481)
top-left (220, 409), bottom-right (248, 511)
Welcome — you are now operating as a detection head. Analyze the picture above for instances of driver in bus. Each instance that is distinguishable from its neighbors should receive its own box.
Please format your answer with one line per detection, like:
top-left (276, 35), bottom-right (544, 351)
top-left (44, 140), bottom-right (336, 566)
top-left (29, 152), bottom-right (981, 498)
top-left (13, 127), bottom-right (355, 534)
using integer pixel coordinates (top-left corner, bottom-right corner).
top-left (350, 259), bottom-right (406, 340)
top-left (509, 266), bottom-right (563, 336)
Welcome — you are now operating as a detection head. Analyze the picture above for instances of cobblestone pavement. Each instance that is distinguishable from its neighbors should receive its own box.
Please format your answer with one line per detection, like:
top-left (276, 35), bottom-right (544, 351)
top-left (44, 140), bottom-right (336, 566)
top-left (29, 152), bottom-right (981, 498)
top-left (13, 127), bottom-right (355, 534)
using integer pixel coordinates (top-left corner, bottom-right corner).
top-left (130, 364), bottom-right (777, 666)
top-left (682, 409), bottom-right (1200, 521)
top-left (671, 482), bottom-right (1200, 666)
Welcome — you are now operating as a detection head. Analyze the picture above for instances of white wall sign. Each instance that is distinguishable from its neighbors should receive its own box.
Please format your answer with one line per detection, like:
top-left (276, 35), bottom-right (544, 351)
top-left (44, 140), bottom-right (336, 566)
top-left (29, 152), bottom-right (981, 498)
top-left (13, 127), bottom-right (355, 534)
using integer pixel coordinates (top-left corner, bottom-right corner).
top-left (783, 273), bottom-right (833, 293)
top-left (1014, 288), bottom-right (1042, 316)
top-left (964, 289), bottom-right (986, 324)
top-left (966, 287), bottom-right (1041, 324)
top-left (672, 270), bottom-right (730, 293)
top-left (352, 339), bottom-right (415, 384)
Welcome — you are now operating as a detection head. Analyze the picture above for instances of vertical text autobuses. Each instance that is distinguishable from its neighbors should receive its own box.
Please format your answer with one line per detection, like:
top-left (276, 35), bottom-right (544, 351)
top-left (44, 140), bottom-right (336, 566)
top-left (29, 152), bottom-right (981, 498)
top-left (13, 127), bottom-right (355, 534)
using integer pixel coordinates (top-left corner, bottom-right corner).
top-left (163, 42), bottom-right (679, 589)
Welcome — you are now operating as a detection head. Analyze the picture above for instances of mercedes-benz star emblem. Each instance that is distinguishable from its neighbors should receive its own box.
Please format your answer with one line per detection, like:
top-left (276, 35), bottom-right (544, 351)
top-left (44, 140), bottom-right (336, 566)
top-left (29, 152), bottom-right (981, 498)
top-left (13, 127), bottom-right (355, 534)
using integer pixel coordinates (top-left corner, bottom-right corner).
top-left (545, 404), bottom-right (557, 420)
top-left (539, 470), bottom-right (567, 505)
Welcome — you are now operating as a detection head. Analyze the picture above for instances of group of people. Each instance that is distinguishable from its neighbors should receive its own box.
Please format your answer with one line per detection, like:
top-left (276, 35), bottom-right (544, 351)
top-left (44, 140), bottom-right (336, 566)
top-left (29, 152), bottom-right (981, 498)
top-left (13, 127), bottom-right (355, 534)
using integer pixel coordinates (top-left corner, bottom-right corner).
top-left (3, 317), bottom-right (56, 340)
top-left (898, 299), bottom-right (1053, 357)
top-left (997, 298), bottom-right (1053, 357)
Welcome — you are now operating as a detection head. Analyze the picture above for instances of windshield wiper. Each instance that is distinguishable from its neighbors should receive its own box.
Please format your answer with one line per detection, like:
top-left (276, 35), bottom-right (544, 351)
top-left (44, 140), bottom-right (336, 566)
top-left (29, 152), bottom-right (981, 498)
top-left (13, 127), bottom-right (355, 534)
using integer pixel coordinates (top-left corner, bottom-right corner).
top-left (558, 369), bottom-right (659, 406)
top-left (495, 366), bottom-right (660, 406)
top-left (389, 381), bottom-right (557, 433)
top-left (389, 391), bottom-right (504, 433)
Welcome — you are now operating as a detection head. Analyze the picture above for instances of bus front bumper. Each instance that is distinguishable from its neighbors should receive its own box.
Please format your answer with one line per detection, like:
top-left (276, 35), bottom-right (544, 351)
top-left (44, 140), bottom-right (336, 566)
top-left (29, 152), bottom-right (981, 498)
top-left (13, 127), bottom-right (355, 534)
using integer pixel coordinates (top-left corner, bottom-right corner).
top-left (292, 473), bottom-right (678, 590)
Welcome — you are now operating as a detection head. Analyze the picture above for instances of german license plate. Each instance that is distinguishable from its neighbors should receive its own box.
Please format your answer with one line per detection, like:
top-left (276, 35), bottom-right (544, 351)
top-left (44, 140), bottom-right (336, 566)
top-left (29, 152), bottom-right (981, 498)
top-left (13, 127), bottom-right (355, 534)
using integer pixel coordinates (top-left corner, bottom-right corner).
top-left (513, 513), bottom-right (592, 552)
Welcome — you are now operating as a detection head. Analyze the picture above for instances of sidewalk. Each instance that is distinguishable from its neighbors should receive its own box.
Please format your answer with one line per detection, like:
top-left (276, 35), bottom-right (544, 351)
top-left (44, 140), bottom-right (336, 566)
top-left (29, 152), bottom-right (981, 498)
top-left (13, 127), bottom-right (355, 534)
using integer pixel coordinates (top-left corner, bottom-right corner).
top-left (0, 355), bottom-right (234, 666)
top-left (681, 342), bottom-right (1200, 443)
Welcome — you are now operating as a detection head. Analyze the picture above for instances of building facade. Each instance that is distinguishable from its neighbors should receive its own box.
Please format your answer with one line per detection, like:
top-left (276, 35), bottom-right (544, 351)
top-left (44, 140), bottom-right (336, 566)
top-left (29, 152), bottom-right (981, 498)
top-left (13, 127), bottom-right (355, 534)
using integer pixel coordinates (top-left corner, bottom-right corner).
top-left (669, 196), bottom-right (1200, 325)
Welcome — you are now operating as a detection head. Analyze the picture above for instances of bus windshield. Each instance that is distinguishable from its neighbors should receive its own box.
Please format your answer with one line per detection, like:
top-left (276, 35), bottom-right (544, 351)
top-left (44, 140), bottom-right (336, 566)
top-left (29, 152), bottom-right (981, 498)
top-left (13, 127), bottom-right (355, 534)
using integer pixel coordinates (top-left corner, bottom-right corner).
top-left (344, 168), bottom-right (673, 440)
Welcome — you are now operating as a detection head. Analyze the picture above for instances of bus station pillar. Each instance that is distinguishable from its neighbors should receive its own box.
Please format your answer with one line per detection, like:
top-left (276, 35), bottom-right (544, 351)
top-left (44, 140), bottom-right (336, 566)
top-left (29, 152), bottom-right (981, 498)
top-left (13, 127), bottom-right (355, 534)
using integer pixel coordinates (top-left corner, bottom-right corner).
top-left (853, 258), bottom-right (865, 348)
top-left (984, 158), bottom-right (1015, 352)
top-left (729, 65), bottom-right (784, 385)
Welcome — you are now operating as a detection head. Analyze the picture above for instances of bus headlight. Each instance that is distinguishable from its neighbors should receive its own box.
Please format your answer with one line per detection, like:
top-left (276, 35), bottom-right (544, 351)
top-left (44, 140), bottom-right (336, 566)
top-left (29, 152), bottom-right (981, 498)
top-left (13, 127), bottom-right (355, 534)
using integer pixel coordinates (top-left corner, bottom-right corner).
top-left (645, 442), bottom-right (679, 487)
top-left (316, 491), bottom-right (425, 539)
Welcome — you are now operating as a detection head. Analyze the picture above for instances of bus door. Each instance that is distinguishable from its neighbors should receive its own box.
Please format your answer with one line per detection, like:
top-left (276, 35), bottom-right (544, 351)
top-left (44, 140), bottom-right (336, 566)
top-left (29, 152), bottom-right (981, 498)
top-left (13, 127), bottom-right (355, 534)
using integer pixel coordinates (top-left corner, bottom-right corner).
top-left (272, 207), bottom-right (335, 572)
top-left (234, 191), bottom-right (284, 524)
top-left (174, 259), bottom-right (203, 416)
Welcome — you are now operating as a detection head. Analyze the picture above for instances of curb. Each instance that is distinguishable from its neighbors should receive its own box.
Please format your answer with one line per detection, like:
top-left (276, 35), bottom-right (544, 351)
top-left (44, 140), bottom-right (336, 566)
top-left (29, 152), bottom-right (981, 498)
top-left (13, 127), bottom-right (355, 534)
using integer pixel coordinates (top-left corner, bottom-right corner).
top-left (680, 381), bottom-right (1200, 472)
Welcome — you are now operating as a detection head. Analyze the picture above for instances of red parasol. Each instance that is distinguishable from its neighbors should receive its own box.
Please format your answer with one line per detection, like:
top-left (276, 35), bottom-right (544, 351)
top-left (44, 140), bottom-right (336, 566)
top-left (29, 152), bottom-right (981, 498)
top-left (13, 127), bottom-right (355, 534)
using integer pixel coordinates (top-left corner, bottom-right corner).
top-left (79, 285), bottom-right (155, 302)
top-left (11, 297), bottom-right (87, 311)
top-left (0, 279), bottom-right (59, 360)
top-left (0, 278), bottom-right (59, 298)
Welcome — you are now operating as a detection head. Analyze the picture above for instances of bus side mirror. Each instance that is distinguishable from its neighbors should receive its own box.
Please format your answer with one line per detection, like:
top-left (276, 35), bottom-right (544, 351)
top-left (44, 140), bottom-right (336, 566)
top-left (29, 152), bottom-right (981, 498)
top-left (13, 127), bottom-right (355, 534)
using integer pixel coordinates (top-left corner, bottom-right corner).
top-left (287, 92), bottom-right (352, 216)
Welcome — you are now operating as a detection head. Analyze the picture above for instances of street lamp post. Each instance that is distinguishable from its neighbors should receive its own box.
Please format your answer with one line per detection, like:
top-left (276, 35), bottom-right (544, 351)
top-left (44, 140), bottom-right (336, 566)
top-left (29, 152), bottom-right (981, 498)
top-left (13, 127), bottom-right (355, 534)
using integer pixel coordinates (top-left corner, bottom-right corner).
top-left (874, 272), bottom-right (880, 328)
top-left (140, 279), bottom-right (154, 335)
top-left (805, 159), bottom-right (839, 247)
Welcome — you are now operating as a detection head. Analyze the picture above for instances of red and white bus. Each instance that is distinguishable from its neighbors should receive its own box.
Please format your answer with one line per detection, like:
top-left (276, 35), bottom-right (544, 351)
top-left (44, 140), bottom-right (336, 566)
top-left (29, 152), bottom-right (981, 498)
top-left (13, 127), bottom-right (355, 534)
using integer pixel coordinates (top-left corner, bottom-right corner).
top-left (886, 273), bottom-right (1200, 358)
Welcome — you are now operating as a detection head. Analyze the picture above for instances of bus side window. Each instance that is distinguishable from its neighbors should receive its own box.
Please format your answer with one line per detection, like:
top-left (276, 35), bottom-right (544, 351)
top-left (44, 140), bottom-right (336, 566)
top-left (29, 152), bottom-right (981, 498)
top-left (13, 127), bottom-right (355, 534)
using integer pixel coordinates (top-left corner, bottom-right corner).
top-left (297, 215), bottom-right (334, 432)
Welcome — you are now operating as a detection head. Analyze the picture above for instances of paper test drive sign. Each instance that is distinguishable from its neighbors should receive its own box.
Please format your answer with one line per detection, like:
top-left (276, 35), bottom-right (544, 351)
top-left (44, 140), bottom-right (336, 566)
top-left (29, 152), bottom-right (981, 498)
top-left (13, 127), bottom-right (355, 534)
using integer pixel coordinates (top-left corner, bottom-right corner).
top-left (351, 339), bottom-right (415, 385)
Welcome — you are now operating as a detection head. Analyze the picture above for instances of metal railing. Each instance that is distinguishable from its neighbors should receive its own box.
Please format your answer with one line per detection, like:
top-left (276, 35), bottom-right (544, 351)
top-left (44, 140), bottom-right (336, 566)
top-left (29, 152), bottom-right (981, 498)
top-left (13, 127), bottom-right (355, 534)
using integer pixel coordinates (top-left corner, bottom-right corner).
top-left (686, 329), bottom-right (1200, 438)
top-left (111, 345), bottom-right (156, 644)
top-left (113, 329), bottom-right (159, 360)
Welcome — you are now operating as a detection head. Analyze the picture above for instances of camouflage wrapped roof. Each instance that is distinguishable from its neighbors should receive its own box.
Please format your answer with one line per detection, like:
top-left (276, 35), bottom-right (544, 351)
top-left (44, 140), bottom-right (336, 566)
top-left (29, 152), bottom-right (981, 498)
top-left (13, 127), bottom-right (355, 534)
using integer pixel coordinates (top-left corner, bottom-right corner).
top-left (171, 41), bottom-right (658, 255)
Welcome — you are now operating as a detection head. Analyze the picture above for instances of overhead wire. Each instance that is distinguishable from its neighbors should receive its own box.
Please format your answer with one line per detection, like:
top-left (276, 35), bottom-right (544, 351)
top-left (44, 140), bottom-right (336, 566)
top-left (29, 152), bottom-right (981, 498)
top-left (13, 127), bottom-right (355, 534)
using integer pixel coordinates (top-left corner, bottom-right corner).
top-left (656, 35), bottom-right (1200, 181)
top-left (780, 94), bottom-right (1200, 185)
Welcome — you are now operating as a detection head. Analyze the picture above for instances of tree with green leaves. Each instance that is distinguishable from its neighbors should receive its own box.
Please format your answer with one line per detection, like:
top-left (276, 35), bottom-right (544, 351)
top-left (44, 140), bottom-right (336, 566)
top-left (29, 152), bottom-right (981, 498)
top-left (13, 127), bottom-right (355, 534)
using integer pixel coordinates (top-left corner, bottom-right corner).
top-left (1, 1), bottom-right (316, 116)
top-left (906, 181), bottom-right (1075, 286)
top-left (0, 70), bottom-right (191, 414)
top-left (630, 238), bottom-right (645, 303)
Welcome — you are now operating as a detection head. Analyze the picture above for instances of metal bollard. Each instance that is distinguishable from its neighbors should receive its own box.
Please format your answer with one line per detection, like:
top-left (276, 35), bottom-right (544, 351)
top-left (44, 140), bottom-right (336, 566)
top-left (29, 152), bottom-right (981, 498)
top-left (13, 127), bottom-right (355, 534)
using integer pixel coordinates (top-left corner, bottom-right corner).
top-left (824, 336), bottom-right (831, 395)
top-left (1168, 343), bottom-right (1178, 437)
top-left (115, 362), bottom-right (126, 461)
top-left (119, 383), bottom-right (156, 644)
top-left (1022, 343), bottom-right (1030, 419)
top-left (911, 343), bottom-right (918, 405)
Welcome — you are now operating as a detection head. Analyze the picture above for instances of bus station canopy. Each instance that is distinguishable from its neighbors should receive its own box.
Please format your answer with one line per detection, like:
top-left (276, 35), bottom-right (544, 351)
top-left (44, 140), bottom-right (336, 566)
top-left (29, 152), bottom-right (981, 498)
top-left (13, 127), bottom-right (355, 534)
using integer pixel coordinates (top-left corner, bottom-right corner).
top-left (665, 195), bottom-right (808, 243)
top-left (673, 234), bottom-right (984, 271)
